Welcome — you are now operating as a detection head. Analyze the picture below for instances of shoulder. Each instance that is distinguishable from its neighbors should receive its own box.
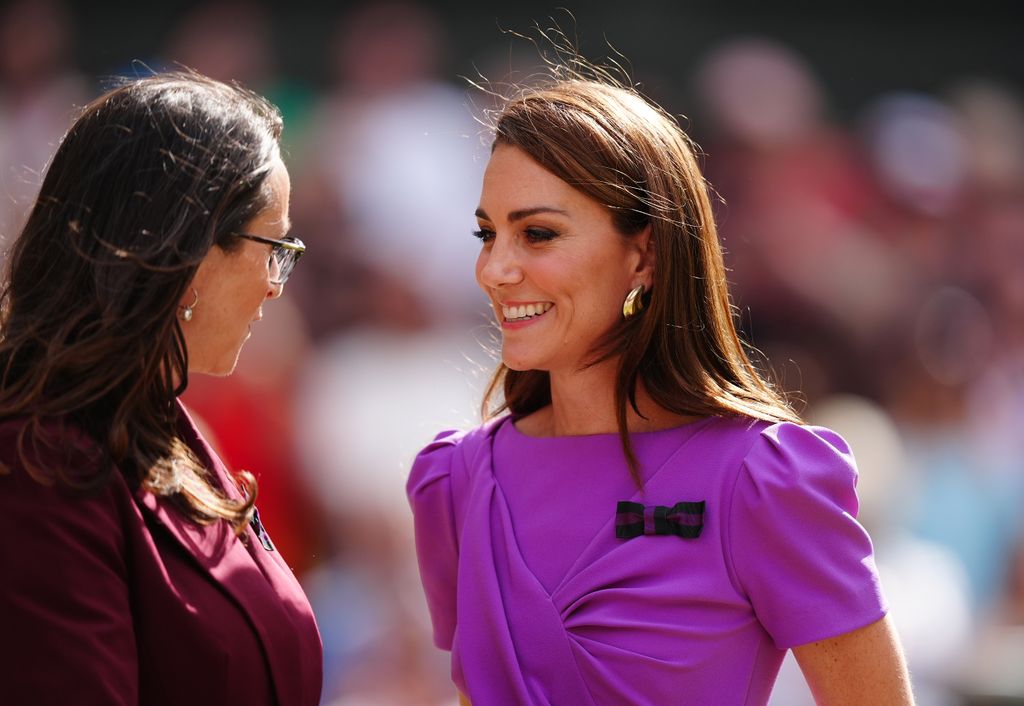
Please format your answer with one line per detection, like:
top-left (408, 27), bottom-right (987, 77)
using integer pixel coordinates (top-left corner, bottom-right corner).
top-left (0, 417), bottom-right (132, 577)
top-left (724, 421), bottom-right (885, 646)
top-left (0, 421), bottom-right (141, 703)
top-left (406, 428), bottom-right (468, 487)
top-left (0, 416), bottom-right (134, 554)
top-left (406, 417), bottom-right (508, 495)
top-left (753, 421), bottom-right (853, 464)
top-left (735, 421), bottom-right (858, 506)
top-left (0, 416), bottom-right (111, 490)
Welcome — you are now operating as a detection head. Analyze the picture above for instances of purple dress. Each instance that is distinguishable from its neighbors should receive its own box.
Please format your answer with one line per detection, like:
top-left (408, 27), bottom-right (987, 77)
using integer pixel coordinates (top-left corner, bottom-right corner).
top-left (407, 415), bottom-right (887, 705)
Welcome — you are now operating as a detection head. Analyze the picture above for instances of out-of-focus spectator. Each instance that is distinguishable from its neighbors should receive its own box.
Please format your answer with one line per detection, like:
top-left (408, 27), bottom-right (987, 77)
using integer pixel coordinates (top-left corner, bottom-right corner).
top-left (163, 0), bottom-right (273, 89)
top-left (292, 1), bottom-right (487, 338)
top-left (859, 92), bottom-right (969, 284)
top-left (0, 0), bottom-right (86, 254)
top-left (294, 329), bottom-right (491, 705)
top-left (874, 282), bottom-right (1019, 617)
top-left (161, 0), bottom-right (315, 157)
top-left (693, 37), bottom-right (911, 402)
top-left (950, 524), bottom-right (1024, 704)
top-left (949, 81), bottom-right (1024, 354)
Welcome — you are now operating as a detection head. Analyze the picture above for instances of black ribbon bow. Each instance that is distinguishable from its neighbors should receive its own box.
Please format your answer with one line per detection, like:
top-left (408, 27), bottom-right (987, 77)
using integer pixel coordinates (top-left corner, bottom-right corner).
top-left (615, 500), bottom-right (705, 539)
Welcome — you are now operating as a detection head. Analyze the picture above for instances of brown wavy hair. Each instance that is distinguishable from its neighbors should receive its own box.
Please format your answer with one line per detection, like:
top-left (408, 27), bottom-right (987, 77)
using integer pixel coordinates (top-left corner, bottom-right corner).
top-left (0, 72), bottom-right (283, 532)
top-left (481, 75), bottom-right (801, 481)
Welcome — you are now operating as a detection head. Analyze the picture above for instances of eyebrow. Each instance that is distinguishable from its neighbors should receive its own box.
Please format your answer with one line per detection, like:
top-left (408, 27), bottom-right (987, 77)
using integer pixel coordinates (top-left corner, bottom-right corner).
top-left (475, 206), bottom-right (569, 222)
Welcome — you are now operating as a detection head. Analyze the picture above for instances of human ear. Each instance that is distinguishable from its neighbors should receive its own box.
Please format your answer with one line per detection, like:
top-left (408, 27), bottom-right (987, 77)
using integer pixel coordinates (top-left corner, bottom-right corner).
top-left (630, 224), bottom-right (655, 290)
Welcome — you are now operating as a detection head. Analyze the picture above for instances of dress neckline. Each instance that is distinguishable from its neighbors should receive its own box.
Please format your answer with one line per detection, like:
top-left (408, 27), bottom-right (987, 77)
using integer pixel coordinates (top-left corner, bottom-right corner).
top-left (506, 413), bottom-right (715, 442)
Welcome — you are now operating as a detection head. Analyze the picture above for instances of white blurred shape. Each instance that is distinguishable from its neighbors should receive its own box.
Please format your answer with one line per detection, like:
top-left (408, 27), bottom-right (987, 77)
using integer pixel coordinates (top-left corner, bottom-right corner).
top-left (294, 327), bottom-right (494, 517)
top-left (695, 36), bottom-right (823, 147)
top-left (862, 92), bottom-right (968, 216)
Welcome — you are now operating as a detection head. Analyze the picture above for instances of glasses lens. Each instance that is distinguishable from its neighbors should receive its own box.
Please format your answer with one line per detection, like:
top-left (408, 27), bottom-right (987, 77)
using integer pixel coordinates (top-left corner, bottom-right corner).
top-left (268, 251), bottom-right (283, 282)
top-left (272, 246), bottom-right (300, 284)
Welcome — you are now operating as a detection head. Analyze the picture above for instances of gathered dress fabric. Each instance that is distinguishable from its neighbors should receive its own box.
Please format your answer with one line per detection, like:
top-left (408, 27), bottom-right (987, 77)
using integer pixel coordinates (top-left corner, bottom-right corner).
top-left (0, 401), bottom-right (322, 706)
top-left (407, 415), bottom-right (887, 706)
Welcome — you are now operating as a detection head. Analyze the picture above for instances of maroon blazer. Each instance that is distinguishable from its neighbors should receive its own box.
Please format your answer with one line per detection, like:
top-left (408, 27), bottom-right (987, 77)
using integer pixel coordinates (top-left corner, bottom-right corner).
top-left (0, 402), bottom-right (322, 705)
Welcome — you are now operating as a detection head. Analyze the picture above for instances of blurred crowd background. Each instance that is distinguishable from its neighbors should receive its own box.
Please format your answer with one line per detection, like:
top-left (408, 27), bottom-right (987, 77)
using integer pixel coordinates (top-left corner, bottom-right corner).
top-left (2, 0), bottom-right (1022, 704)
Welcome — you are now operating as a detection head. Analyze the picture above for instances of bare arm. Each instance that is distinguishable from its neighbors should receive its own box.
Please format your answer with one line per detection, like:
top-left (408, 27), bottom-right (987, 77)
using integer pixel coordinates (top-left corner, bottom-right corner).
top-left (793, 615), bottom-right (914, 705)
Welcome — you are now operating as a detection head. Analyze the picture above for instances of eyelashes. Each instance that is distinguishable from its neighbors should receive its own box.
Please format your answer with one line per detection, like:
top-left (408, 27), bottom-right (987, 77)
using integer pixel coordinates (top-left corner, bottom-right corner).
top-left (472, 227), bottom-right (559, 244)
top-left (524, 227), bottom-right (558, 243)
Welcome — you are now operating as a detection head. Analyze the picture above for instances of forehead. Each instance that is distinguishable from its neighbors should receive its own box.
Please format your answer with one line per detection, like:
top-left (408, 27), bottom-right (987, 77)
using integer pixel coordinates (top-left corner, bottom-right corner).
top-left (264, 156), bottom-right (290, 203)
top-left (481, 145), bottom-right (582, 211)
top-left (259, 156), bottom-right (292, 230)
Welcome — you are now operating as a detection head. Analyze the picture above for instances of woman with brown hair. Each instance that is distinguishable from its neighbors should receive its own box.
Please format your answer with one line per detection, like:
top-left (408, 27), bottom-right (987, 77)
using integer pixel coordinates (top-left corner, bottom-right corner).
top-left (407, 72), bottom-right (914, 704)
top-left (0, 73), bottom-right (319, 705)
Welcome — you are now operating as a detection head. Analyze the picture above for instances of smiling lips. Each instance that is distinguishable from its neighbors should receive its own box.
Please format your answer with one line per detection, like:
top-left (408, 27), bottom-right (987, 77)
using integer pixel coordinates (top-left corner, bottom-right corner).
top-left (501, 301), bottom-right (553, 323)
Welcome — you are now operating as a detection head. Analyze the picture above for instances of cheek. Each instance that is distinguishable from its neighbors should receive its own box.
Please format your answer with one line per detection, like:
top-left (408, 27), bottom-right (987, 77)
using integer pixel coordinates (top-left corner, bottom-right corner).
top-left (245, 253), bottom-right (271, 296)
top-left (224, 267), bottom-right (270, 324)
top-left (573, 256), bottom-right (631, 319)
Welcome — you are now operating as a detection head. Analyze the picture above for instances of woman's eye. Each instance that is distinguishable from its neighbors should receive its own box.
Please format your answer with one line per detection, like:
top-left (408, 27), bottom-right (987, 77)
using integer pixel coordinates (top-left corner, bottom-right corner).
top-left (472, 228), bottom-right (495, 243)
top-left (525, 227), bottom-right (558, 243)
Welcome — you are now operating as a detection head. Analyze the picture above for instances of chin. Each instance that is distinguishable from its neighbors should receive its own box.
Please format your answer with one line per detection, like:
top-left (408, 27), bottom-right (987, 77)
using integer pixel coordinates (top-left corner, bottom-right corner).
top-left (190, 352), bottom-right (243, 378)
top-left (502, 355), bottom-right (544, 373)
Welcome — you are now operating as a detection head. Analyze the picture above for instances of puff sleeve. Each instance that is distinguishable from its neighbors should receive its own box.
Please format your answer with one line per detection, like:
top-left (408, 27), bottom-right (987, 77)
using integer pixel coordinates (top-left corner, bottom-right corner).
top-left (726, 423), bottom-right (888, 649)
top-left (406, 429), bottom-right (464, 650)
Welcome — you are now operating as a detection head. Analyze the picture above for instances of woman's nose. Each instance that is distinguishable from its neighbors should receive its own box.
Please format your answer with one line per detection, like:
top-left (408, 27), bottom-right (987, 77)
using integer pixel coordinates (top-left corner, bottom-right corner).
top-left (477, 235), bottom-right (523, 288)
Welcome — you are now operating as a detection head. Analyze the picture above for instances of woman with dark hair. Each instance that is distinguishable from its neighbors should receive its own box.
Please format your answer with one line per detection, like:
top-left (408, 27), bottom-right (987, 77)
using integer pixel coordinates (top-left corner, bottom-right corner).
top-left (407, 74), bottom-right (914, 704)
top-left (0, 73), bottom-right (319, 705)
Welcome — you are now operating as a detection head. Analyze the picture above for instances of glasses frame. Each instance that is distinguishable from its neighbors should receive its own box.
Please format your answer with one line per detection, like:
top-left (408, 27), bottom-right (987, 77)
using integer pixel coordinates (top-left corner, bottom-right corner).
top-left (234, 232), bottom-right (306, 285)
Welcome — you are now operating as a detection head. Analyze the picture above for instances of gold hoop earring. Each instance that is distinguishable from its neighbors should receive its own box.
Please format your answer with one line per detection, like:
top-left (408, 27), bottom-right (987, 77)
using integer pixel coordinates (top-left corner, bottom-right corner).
top-left (623, 284), bottom-right (645, 319)
top-left (179, 287), bottom-right (199, 322)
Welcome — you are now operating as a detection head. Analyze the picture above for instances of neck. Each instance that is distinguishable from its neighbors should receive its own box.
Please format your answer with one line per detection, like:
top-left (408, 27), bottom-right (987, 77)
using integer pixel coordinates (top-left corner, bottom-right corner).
top-left (521, 359), bottom-right (694, 437)
top-left (545, 360), bottom-right (619, 436)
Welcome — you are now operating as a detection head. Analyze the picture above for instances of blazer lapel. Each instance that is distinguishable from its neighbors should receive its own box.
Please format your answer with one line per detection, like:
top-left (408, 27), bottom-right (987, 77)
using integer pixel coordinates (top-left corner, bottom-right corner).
top-left (133, 402), bottom-right (319, 706)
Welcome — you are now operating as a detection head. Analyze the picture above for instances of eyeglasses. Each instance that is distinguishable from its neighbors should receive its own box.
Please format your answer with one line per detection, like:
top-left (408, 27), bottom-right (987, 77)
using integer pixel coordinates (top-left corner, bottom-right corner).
top-left (235, 233), bottom-right (306, 285)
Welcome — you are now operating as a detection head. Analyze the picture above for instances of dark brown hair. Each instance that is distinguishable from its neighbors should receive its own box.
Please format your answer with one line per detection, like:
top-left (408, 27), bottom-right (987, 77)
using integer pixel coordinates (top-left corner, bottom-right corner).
top-left (0, 72), bottom-right (282, 531)
top-left (482, 77), bottom-right (801, 481)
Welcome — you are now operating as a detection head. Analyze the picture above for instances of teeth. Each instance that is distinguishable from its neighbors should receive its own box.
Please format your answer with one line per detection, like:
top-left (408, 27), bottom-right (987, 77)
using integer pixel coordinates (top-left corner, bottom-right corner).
top-left (501, 302), bottom-right (552, 321)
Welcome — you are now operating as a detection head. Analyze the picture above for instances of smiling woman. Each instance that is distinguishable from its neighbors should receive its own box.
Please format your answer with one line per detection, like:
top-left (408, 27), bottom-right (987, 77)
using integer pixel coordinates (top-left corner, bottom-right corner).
top-left (0, 73), bottom-right (319, 705)
top-left (407, 61), bottom-right (915, 705)
top-left (473, 146), bottom-right (650, 377)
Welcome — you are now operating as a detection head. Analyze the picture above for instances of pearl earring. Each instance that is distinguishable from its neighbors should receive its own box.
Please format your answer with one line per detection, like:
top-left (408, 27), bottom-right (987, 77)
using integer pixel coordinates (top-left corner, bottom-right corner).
top-left (179, 287), bottom-right (199, 322)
